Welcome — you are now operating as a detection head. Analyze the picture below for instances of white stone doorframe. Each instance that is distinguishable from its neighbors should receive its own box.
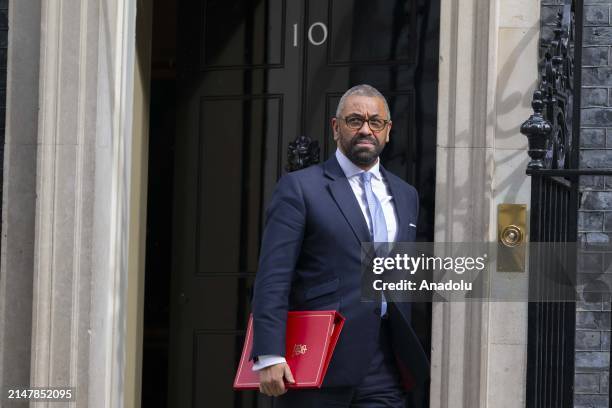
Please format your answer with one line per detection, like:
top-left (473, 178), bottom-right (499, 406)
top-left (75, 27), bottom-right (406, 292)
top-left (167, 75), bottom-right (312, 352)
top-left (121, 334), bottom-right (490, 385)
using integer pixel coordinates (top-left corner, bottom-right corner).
top-left (0, 0), bottom-right (535, 407)
top-left (431, 0), bottom-right (496, 406)
top-left (432, 0), bottom-right (538, 406)
top-left (0, 0), bottom-right (142, 407)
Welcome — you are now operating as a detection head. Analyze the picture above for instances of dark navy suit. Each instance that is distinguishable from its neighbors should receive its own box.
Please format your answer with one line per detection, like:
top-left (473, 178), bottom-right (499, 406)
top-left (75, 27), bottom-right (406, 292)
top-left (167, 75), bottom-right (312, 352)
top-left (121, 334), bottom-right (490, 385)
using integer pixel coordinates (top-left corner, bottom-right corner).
top-left (251, 155), bottom-right (429, 406)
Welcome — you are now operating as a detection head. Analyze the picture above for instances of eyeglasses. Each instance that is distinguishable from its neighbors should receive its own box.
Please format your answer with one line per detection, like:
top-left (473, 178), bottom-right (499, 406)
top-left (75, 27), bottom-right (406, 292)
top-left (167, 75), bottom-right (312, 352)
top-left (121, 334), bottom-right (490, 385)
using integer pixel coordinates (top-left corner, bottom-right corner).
top-left (339, 116), bottom-right (390, 132)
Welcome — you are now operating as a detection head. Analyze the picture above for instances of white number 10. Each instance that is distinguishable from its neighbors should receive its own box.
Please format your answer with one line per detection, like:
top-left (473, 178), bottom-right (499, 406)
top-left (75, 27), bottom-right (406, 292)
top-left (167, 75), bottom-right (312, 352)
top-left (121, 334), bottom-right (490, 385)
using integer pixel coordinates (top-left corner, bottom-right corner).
top-left (293, 22), bottom-right (328, 47)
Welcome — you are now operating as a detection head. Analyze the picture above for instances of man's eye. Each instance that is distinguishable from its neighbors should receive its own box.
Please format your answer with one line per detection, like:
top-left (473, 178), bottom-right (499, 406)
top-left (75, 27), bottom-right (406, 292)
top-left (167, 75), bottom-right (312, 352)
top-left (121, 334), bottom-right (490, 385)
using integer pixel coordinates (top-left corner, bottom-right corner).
top-left (369, 119), bottom-right (384, 127)
top-left (347, 118), bottom-right (364, 126)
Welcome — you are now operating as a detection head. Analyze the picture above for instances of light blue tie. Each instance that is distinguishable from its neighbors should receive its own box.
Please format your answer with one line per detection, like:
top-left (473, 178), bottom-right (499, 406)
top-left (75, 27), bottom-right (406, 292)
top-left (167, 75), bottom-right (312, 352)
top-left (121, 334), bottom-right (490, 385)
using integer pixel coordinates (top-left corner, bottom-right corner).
top-left (361, 172), bottom-right (388, 317)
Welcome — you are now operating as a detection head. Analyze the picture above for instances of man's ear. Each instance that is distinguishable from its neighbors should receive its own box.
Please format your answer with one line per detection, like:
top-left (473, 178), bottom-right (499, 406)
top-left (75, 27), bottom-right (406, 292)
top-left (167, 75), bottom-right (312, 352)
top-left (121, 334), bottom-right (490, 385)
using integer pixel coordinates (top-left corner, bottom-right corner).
top-left (385, 121), bottom-right (392, 143)
top-left (331, 117), bottom-right (339, 141)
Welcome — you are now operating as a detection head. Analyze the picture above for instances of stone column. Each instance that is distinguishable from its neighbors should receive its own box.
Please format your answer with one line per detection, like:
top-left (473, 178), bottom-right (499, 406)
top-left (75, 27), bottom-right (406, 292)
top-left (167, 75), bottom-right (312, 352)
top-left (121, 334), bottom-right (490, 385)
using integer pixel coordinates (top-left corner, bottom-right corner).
top-left (30, 3), bottom-right (98, 405)
top-left (0, 0), bottom-right (40, 404)
top-left (485, 0), bottom-right (540, 406)
top-left (432, 0), bottom-right (496, 406)
top-left (432, 0), bottom-right (538, 406)
top-left (23, 0), bottom-right (137, 407)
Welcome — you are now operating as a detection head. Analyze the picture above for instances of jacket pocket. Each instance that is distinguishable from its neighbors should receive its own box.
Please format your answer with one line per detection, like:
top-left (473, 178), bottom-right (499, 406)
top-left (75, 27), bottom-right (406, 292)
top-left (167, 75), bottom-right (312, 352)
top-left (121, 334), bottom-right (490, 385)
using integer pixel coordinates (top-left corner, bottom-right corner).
top-left (305, 278), bottom-right (340, 301)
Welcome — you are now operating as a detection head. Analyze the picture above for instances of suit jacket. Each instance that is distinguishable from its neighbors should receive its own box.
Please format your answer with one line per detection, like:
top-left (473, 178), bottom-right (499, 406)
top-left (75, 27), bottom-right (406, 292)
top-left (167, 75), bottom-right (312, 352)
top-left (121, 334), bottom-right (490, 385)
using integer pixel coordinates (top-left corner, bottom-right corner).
top-left (250, 155), bottom-right (429, 391)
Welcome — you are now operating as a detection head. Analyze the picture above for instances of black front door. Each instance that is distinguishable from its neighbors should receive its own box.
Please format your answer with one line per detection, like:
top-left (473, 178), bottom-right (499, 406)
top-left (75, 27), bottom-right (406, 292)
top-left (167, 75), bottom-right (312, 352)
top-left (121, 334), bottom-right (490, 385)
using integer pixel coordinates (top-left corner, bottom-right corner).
top-left (168, 1), bottom-right (438, 406)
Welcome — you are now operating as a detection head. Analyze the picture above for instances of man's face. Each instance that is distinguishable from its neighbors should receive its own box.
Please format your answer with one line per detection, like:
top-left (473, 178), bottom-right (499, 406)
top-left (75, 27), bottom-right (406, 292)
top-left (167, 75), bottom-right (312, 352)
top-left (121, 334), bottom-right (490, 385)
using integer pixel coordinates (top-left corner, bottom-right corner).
top-left (332, 95), bottom-right (392, 168)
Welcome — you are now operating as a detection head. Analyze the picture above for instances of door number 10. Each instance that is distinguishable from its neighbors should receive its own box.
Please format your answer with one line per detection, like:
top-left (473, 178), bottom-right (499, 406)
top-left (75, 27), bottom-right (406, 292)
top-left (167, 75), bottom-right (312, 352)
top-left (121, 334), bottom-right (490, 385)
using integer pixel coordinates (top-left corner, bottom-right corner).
top-left (293, 22), bottom-right (328, 47)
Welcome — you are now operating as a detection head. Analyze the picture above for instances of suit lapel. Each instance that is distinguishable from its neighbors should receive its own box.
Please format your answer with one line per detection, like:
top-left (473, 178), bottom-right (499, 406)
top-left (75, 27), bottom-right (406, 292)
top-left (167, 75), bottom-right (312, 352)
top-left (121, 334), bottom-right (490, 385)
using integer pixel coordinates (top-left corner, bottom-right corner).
top-left (324, 157), bottom-right (371, 244)
top-left (381, 166), bottom-right (409, 242)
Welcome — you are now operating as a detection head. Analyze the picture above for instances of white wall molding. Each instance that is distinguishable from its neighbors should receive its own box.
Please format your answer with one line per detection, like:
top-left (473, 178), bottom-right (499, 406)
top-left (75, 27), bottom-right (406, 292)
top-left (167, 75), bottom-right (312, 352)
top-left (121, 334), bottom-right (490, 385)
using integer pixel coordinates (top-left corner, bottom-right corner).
top-left (89, 0), bottom-right (137, 406)
top-left (30, 4), bottom-right (97, 406)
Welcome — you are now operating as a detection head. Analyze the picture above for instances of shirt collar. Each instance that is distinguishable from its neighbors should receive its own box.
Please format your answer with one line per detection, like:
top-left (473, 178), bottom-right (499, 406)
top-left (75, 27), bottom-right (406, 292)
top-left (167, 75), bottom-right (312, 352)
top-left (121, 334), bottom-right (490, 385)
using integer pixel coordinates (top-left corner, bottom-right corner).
top-left (335, 149), bottom-right (382, 181)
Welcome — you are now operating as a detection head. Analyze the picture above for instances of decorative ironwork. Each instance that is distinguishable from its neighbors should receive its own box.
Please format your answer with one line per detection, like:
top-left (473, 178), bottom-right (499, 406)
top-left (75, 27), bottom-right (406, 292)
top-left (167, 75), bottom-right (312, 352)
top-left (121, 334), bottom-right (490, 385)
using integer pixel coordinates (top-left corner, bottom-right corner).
top-left (521, 0), bottom-right (576, 170)
top-left (526, 174), bottom-right (578, 408)
top-left (521, 93), bottom-right (553, 170)
top-left (524, 1), bottom-right (584, 407)
top-left (286, 135), bottom-right (320, 172)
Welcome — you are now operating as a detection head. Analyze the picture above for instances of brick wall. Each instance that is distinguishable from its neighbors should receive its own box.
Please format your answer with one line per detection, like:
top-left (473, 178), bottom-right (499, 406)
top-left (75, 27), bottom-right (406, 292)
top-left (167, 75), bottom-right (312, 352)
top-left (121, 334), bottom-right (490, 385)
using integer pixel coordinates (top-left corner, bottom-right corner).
top-left (578, 0), bottom-right (612, 405)
top-left (573, 1), bottom-right (612, 407)
top-left (541, 1), bottom-right (612, 407)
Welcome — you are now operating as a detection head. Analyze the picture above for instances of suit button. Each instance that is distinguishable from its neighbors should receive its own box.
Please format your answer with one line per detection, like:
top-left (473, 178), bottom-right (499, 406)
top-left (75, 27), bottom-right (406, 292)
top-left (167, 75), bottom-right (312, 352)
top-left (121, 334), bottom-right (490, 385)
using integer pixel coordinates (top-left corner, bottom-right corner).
top-left (374, 307), bottom-right (381, 315)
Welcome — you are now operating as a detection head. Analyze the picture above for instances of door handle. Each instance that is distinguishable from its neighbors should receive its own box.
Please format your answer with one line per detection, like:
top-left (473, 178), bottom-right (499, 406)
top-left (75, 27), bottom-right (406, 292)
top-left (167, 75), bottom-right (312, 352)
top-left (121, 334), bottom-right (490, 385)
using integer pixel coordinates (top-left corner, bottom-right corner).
top-left (497, 204), bottom-right (527, 272)
top-left (500, 224), bottom-right (524, 247)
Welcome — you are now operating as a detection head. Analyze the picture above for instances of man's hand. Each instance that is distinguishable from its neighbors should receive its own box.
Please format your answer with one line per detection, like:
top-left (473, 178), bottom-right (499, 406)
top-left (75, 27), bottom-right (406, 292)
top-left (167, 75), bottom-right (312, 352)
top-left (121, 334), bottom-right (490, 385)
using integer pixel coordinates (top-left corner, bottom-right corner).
top-left (258, 362), bottom-right (295, 396)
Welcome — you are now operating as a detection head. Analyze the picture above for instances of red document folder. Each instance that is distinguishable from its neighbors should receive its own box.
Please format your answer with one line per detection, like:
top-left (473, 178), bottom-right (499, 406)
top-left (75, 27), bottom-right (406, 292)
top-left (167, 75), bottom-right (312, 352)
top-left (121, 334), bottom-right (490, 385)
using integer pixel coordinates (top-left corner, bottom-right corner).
top-left (233, 310), bottom-right (345, 389)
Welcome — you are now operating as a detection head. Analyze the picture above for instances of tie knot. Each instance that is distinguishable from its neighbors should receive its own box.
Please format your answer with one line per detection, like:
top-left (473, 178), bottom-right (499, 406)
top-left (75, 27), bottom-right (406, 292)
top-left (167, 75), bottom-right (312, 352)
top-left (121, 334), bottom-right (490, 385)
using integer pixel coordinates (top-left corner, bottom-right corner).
top-left (360, 171), bottom-right (373, 184)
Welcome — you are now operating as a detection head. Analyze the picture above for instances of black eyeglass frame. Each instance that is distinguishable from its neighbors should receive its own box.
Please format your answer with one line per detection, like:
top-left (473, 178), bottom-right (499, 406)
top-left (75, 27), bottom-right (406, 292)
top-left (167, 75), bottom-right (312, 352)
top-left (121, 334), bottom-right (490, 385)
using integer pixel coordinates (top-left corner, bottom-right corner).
top-left (337, 116), bottom-right (391, 132)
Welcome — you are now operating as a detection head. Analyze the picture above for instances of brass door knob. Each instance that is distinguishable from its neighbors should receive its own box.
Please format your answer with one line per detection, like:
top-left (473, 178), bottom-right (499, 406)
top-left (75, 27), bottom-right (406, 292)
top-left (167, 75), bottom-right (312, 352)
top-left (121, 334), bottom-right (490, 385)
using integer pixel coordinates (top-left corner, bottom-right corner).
top-left (500, 225), bottom-right (524, 247)
top-left (497, 204), bottom-right (527, 272)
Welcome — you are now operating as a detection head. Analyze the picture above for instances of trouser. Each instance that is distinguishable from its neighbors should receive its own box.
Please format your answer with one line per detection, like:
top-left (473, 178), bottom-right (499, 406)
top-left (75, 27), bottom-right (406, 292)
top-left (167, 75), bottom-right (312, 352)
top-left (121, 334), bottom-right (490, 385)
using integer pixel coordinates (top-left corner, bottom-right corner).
top-left (273, 318), bottom-right (406, 408)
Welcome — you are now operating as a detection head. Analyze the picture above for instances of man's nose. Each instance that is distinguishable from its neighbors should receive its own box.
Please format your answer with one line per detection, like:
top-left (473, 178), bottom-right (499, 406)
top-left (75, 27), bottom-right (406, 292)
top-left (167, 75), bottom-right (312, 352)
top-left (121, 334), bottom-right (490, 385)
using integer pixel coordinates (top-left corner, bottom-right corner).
top-left (357, 120), bottom-right (373, 134)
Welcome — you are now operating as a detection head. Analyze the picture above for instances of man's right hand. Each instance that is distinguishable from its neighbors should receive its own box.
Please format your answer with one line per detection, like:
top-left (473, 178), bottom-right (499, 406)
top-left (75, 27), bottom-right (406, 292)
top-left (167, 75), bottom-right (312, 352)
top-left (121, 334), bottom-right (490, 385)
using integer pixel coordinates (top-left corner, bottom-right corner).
top-left (258, 362), bottom-right (295, 397)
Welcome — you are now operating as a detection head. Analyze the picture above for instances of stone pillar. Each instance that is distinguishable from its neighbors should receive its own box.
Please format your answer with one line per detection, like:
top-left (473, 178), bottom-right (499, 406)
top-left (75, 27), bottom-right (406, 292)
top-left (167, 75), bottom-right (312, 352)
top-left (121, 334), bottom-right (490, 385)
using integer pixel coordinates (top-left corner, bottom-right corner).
top-left (432, 0), bottom-right (537, 406)
top-left (0, 0), bottom-right (40, 404)
top-left (29, 3), bottom-right (99, 406)
top-left (0, 0), bottom-right (139, 407)
top-left (485, 0), bottom-right (540, 406)
top-left (432, 0), bottom-right (495, 406)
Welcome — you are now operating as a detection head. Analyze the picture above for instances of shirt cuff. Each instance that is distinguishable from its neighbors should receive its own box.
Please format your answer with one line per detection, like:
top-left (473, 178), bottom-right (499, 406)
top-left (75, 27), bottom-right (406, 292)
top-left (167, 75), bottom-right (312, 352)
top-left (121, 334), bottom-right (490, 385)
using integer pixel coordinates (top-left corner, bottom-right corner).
top-left (252, 355), bottom-right (287, 371)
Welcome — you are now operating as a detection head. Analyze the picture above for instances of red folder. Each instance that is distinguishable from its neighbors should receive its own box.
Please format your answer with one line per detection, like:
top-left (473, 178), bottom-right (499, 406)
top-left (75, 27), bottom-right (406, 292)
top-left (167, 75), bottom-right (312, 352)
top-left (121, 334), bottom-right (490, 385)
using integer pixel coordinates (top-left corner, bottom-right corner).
top-left (233, 310), bottom-right (345, 389)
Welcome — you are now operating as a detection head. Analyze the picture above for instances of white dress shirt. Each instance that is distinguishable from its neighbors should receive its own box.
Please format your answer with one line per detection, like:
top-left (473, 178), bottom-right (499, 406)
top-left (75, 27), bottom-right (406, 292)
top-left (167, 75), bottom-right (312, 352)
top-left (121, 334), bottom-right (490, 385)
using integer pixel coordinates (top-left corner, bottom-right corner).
top-left (335, 149), bottom-right (398, 242)
top-left (252, 149), bottom-right (398, 371)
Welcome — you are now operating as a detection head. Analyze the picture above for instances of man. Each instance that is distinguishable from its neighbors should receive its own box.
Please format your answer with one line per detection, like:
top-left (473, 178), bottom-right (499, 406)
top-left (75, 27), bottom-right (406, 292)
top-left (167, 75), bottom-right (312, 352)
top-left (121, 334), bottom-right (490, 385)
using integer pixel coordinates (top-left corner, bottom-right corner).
top-left (250, 84), bottom-right (429, 407)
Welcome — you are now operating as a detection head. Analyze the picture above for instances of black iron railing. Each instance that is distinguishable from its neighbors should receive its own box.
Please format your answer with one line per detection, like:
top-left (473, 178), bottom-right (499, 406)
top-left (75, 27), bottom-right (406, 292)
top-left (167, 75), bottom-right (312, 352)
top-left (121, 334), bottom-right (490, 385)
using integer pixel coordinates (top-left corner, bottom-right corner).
top-left (526, 172), bottom-right (577, 408)
top-left (522, 0), bottom-right (580, 171)
top-left (525, 168), bottom-right (612, 408)
top-left (521, 0), bottom-right (584, 407)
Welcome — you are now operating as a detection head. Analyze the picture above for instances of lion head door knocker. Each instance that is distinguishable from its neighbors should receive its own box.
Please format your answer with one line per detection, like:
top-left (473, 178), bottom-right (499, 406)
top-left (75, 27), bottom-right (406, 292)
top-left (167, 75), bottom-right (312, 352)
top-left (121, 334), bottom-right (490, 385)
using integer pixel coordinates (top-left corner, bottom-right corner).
top-left (286, 135), bottom-right (320, 172)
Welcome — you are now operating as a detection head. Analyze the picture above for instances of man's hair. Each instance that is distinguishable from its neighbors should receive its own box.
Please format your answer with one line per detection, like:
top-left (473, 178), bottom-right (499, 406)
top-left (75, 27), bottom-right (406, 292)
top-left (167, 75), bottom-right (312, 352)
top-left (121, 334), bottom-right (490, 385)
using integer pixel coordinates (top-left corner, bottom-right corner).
top-left (335, 84), bottom-right (391, 120)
